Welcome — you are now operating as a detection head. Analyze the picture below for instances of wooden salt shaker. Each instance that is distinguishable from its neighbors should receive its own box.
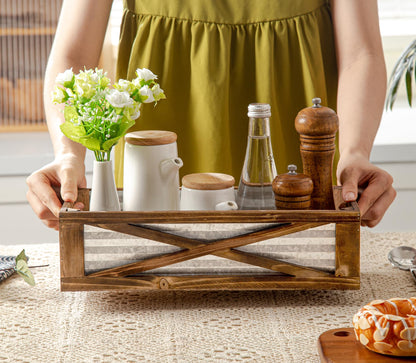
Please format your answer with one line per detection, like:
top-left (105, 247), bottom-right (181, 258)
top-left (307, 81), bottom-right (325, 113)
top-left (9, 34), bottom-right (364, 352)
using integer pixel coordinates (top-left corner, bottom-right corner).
top-left (272, 165), bottom-right (313, 209)
top-left (295, 98), bottom-right (339, 210)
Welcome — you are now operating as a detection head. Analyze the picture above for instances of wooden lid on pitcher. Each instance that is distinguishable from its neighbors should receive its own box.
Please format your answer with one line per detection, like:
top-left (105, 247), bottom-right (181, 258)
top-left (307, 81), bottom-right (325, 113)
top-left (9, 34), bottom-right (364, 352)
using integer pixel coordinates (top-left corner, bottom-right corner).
top-left (125, 130), bottom-right (177, 146)
top-left (182, 173), bottom-right (235, 190)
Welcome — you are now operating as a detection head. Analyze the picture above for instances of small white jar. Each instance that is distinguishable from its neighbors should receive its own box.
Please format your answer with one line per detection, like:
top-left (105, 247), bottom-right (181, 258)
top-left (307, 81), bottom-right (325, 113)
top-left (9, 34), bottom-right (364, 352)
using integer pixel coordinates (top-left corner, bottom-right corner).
top-left (180, 173), bottom-right (238, 211)
top-left (123, 130), bottom-right (183, 211)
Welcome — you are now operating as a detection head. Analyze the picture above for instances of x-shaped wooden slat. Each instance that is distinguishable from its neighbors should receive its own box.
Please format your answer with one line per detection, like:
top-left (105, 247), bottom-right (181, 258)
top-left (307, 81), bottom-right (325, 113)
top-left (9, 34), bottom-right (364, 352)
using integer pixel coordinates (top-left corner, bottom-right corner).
top-left (88, 222), bottom-right (333, 278)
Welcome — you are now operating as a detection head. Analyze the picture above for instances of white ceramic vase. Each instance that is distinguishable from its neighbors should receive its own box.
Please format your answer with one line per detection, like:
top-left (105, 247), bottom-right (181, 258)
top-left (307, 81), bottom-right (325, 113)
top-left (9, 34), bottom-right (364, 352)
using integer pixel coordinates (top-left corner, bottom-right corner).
top-left (90, 160), bottom-right (120, 211)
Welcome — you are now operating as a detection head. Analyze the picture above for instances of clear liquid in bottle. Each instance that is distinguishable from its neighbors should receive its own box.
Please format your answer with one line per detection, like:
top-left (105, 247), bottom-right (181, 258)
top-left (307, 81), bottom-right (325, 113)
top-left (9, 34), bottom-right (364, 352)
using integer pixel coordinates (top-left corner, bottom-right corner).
top-left (236, 103), bottom-right (277, 210)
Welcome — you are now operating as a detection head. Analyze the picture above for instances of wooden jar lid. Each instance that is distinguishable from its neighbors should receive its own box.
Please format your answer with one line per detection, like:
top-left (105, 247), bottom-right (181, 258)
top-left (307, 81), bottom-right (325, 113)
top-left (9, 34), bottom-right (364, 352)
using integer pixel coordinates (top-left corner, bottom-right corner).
top-left (182, 173), bottom-right (235, 190)
top-left (294, 98), bottom-right (338, 136)
top-left (272, 165), bottom-right (313, 209)
top-left (125, 130), bottom-right (177, 146)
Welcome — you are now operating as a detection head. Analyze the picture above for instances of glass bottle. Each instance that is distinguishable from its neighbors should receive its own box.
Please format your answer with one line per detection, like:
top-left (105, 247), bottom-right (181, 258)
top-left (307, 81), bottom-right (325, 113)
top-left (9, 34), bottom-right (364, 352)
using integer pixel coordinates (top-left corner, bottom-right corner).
top-left (236, 103), bottom-right (278, 210)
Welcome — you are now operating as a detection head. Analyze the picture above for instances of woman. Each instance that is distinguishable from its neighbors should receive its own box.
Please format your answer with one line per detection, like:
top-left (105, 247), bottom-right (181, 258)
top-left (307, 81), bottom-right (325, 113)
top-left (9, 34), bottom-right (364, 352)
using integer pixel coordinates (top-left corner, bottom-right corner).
top-left (26, 0), bottom-right (395, 229)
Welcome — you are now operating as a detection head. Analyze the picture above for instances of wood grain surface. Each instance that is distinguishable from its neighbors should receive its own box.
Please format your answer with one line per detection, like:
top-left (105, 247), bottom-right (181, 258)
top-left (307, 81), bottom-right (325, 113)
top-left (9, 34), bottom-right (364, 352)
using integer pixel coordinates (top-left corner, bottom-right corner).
top-left (182, 172), bottom-right (235, 190)
top-left (318, 328), bottom-right (416, 362)
top-left (125, 130), bottom-right (177, 146)
top-left (295, 102), bottom-right (339, 210)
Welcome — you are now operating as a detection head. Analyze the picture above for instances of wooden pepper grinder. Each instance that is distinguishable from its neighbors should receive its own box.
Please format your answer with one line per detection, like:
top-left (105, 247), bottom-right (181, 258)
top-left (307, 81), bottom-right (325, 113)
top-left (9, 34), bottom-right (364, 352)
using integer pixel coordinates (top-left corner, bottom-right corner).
top-left (294, 98), bottom-right (339, 210)
top-left (272, 165), bottom-right (313, 209)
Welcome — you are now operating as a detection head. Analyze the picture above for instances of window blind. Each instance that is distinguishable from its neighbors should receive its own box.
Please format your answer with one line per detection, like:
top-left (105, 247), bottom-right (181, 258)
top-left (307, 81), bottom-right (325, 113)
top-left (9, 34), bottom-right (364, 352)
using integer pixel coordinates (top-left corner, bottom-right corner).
top-left (0, 0), bottom-right (62, 131)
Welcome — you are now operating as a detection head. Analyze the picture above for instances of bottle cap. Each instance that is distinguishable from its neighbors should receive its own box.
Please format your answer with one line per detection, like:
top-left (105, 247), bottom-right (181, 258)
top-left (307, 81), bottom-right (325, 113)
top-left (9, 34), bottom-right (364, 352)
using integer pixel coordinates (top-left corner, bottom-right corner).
top-left (248, 103), bottom-right (271, 118)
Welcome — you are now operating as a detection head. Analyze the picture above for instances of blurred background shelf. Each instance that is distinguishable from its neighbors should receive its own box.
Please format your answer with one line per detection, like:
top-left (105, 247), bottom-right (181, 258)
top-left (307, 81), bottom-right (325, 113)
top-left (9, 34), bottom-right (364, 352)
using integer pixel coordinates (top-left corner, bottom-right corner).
top-left (0, 122), bottom-right (48, 132)
top-left (0, 27), bottom-right (55, 36)
top-left (0, 0), bottom-right (62, 132)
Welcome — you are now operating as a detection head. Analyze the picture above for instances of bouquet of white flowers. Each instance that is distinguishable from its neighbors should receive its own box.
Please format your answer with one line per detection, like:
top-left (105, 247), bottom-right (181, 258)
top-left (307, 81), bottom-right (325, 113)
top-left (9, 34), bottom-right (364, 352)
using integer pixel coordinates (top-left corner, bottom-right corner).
top-left (52, 68), bottom-right (165, 161)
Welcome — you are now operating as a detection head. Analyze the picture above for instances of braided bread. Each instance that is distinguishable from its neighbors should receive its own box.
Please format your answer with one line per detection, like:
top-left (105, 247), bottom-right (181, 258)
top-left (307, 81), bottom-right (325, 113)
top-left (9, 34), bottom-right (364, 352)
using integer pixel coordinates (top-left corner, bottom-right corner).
top-left (353, 298), bottom-right (416, 356)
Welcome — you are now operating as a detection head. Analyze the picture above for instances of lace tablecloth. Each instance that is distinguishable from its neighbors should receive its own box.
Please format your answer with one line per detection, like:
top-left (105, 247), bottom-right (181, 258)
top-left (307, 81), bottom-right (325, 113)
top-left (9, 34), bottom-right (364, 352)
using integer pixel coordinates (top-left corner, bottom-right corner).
top-left (1, 231), bottom-right (416, 363)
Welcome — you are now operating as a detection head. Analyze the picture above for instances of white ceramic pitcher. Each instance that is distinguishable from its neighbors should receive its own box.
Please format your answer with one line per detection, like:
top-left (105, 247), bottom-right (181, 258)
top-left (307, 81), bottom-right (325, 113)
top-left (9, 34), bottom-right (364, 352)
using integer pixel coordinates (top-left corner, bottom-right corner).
top-left (123, 130), bottom-right (183, 211)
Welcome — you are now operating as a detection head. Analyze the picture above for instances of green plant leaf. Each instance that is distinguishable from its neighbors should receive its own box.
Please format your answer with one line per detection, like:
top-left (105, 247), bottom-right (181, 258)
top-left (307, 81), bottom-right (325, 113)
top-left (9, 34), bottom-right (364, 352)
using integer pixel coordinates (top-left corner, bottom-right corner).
top-left (389, 40), bottom-right (416, 83)
top-left (79, 133), bottom-right (102, 151)
top-left (101, 119), bottom-right (135, 151)
top-left (386, 68), bottom-right (405, 110)
top-left (15, 260), bottom-right (35, 286)
top-left (60, 122), bottom-right (86, 145)
top-left (64, 105), bottom-right (79, 124)
top-left (406, 62), bottom-right (413, 107)
top-left (15, 249), bottom-right (28, 264)
top-left (60, 106), bottom-right (87, 143)
top-left (405, 50), bottom-right (416, 107)
top-left (15, 250), bottom-right (35, 286)
top-left (386, 40), bottom-right (416, 110)
top-left (101, 137), bottom-right (120, 152)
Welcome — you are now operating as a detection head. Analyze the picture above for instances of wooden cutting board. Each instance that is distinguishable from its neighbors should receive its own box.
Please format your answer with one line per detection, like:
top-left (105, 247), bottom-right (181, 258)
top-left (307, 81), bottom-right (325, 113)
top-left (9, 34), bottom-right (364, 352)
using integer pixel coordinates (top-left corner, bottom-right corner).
top-left (318, 328), bottom-right (416, 362)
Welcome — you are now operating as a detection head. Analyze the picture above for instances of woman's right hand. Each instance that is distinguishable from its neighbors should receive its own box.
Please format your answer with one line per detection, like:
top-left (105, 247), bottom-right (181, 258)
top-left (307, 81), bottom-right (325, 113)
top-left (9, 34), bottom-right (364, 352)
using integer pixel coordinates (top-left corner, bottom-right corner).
top-left (26, 153), bottom-right (87, 230)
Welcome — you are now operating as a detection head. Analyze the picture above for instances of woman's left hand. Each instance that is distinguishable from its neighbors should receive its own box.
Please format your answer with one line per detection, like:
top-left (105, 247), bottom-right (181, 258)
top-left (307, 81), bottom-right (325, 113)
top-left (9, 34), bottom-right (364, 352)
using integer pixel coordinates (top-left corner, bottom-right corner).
top-left (337, 152), bottom-right (396, 227)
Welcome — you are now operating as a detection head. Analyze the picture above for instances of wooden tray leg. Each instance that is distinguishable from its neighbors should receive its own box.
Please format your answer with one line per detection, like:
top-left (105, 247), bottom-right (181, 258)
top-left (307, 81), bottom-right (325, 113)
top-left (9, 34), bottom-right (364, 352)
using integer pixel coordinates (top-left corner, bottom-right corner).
top-left (335, 223), bottom-right (360, 278)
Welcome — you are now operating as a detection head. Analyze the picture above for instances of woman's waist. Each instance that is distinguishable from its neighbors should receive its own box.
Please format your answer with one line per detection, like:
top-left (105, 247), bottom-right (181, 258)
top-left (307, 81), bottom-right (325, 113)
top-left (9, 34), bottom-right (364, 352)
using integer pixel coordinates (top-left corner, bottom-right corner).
top-left (124, 0), bottom-right (328, 25)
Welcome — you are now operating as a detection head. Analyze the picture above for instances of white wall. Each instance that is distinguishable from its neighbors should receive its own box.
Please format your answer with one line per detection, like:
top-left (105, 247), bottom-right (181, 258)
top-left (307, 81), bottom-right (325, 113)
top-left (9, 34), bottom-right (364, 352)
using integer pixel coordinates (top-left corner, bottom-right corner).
top-left (371, 107), bottom-right (416, 232)
top-left (370, 143), bottom-right (416, 232)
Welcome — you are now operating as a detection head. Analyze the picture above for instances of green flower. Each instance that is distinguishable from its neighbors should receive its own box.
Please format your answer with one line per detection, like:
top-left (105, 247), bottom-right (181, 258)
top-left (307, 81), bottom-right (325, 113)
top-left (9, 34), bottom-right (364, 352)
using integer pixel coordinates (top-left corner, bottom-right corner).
top-left (56, 68), bottom-right (74, 88)
top-left (152, 84), bottom-right (166, 102)
top-left (52, 87), bottom-right (66, 104)
top-left (54, 67), bottom-right (165, 162)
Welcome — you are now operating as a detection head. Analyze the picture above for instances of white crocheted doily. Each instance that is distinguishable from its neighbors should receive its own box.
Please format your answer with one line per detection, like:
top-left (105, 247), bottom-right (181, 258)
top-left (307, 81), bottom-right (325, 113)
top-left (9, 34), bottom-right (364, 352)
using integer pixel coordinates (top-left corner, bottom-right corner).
top-left (1, 231), bottom-right (416, 362)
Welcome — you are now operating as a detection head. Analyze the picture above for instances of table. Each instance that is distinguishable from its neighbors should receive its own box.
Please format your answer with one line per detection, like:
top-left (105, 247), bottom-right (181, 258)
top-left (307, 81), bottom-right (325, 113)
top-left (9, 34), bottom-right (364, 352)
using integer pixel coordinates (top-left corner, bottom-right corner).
top-left (1, 231), bottom-right (416, 362)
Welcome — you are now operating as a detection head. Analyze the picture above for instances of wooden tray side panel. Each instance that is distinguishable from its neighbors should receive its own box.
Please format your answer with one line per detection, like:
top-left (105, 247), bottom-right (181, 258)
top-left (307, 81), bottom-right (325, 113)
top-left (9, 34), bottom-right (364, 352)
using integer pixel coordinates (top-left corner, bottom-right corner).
top-left (58, 188), bottom-right (361, 291)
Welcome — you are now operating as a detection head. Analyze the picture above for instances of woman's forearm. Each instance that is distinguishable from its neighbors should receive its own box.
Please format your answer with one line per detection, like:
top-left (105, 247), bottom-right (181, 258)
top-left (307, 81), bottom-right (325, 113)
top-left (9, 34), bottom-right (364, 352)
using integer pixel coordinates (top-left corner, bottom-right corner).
top-left (43, 0), bottom-right (113, 157)
top-left (330, 0), bottom-right (395, 228)
top-left (337, 54), bottom-right (387, 159)
top-left (330, 0), bottom-right (387, 160)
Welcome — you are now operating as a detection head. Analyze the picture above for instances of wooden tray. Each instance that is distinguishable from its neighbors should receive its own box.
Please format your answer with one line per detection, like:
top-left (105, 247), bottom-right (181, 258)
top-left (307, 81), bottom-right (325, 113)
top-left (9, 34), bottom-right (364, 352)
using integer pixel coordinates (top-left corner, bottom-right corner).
top-left (318, 328), bottom-right (416, 362)
top-left (58, 186), bottom-right (360, 292)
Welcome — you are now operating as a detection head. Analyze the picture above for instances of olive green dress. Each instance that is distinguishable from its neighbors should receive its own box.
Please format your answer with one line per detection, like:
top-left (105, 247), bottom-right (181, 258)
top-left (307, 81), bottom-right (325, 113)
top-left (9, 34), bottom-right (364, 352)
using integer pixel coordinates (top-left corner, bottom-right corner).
top-left (115, 0), bottom-right (338, 187)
